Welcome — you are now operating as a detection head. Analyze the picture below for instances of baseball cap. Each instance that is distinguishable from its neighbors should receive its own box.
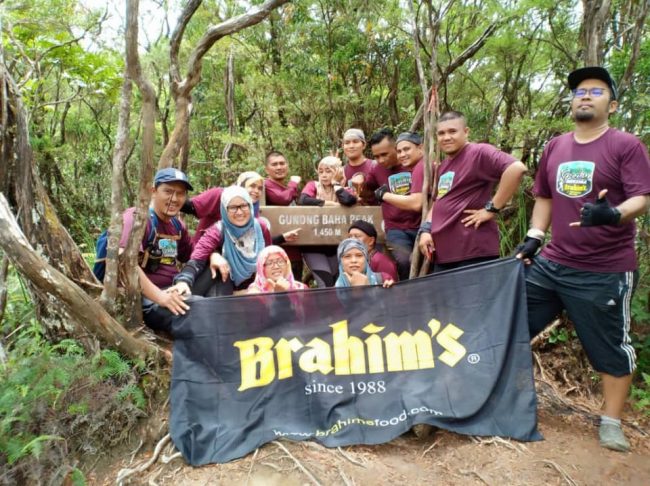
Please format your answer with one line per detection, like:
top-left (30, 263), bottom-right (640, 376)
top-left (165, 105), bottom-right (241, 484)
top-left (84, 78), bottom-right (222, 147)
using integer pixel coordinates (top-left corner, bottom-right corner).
top-left (568, 66), bottom-right (618, 100)
top-left (348, 220), bottom-right (378, 239)
top-left (154, 168), bottom-right (193, 191)
top-left (396, 131), bottom-right (423, 145)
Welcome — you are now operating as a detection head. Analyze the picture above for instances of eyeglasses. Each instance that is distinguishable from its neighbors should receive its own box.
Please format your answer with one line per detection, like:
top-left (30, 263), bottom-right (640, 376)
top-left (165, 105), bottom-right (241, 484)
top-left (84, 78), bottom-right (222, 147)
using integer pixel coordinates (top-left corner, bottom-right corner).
top-left (572, 87), bottom-right (606, 98)
top-left (264, 258), bottom-right (286, 268)
top-left (226, 204), bottom-right (250, 214)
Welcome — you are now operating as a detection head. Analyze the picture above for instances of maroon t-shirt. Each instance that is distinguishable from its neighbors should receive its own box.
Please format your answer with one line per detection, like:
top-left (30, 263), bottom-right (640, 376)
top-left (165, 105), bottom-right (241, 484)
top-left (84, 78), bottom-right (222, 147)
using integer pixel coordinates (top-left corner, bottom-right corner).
top-left (344, 158), bottom-right (375, 181)
top-left (430, 143), bottom-right (516, 264)
top-left (265, 178), bottom-right (300, 205)
top-left (344, 158), bottom-right (377, 205)
top-left (379, 159), bottom-right (425, 231)
top-left (119, 207), bottom-right (192, 288)
top-left (366, 163), bottom-right (408, 231)
top-left (190, 187), bottom-right (223, 246)
top-left (533, 128), bottom-right (650, 272)
top-left (301, 180), bottom-right (319, 198)
top-left (370, 250), bottom-right (398, 281)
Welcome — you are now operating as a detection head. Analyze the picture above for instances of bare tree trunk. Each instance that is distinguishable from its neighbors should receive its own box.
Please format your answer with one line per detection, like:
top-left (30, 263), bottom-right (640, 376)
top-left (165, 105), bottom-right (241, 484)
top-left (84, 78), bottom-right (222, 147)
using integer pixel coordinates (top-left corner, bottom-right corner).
top-left (122, 0), bottom-right (159, 328)
top-left (0, 194), bottom-right (161, 360)
top-left (100, 75), bottom-right (133, 312)
top-left (580, 0), bottom-right (612, 65)
top-left (616, 0), bottom-right (649, 98)
top-left (158, 0), bottom-right (290, 169)
top-left (407, 0), bottom-right (442, 278)
top-left (0, 254), bottom-right (9, 325)
top-left (1, 64), bottom-right (97, 289)
top-left (222, 49), bottom-right (236, 162)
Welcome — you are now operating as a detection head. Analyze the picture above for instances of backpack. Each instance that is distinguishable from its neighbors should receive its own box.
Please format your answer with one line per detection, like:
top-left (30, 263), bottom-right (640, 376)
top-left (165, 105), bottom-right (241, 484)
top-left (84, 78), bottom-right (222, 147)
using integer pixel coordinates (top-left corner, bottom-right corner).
top-left (92, 208), bottom-right (183, 282)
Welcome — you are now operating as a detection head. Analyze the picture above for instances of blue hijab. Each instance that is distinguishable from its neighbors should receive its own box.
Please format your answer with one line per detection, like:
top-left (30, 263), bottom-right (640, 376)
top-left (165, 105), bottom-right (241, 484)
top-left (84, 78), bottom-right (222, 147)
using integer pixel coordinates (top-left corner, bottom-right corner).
top-left (335, 238), bottom-right (380, 287)
top-left (220, 186), bottom-right (265, 285)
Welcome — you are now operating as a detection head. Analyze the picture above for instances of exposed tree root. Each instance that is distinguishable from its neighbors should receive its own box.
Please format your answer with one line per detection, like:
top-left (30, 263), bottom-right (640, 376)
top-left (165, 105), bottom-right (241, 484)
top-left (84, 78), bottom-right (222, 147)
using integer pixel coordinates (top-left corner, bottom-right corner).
top-left (116, 433), bottom-right (170, 485)
top-left (272, 440), bottom-right (322, 486)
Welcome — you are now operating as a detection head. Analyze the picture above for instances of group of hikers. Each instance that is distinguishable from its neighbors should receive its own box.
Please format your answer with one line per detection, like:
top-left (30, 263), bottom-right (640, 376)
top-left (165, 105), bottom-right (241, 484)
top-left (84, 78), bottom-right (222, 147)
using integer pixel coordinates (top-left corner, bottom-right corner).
top-left (109, 66), bottom-right (650, 452)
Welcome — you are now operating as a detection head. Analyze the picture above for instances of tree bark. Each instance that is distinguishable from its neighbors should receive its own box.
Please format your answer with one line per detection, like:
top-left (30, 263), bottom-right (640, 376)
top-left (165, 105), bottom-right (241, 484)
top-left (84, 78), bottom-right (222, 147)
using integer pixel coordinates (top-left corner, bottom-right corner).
top-left (100, 75), bottom-right (133, 311)
top-left (122, 0), bottom-right (159, 328)
top-left (580, 0), bottom-right (612, 65)
top-left (616, 0), bottom-right (649, 98)
top-left (407, 0), bottom-right (442, 278)
top-left (1, 64), bottom-right (97, 289)
top-left (222, 49), bottom-right (236, 162)
top-left (0, 194), bottom-right (161, 361)
top-left (0, 254), bottom-right (9, 326)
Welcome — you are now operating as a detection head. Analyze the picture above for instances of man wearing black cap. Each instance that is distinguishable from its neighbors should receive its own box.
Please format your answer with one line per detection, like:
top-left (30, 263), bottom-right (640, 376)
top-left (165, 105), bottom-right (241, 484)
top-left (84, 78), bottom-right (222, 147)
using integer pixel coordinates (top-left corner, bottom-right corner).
top-left (348, 220), bottom-right (398, 281)
top-left (418, 111), bottom-right (526, 272)
top-left (119, 168), bottom-right (193, 332)
top-left (517, 67), bottom-right (650, 451)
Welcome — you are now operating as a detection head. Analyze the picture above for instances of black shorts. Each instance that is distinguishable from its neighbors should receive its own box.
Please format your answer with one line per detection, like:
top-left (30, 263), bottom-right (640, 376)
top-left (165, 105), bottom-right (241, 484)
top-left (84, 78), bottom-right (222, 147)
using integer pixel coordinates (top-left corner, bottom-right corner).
top-left (525, 256), bottom-right (637, 376)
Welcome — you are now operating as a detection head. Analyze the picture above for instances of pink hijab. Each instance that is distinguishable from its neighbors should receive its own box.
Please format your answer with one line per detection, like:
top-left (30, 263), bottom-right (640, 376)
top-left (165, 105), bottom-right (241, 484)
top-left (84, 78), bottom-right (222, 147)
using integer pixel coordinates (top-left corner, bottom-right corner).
top-left (248, 246), bottom-right (307, 293)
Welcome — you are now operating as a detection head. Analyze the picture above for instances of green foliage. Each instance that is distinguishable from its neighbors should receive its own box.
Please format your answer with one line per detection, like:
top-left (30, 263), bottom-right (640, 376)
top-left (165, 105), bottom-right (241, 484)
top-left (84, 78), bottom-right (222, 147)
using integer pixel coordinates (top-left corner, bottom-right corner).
top-left (630, 373), bottom-right (650, 416)
top-left (0, 271), bottom-right (151, 481)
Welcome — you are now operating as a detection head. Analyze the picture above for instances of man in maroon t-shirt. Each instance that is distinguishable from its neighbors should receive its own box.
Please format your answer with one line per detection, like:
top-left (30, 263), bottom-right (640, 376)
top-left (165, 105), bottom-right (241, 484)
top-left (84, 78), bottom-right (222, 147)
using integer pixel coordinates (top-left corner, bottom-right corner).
top-left (372, 131), bottom-right (426, 280)
top-left (418, 111), bottom-right (526, 272)
top-left (342, 128), bottom-right (376, 204)
top-left (119, 168), bottom-right (193, 332)
top-left (517, 67), bottom-right (650, 452)
top-left (263, 150), bottom-right (303, 279)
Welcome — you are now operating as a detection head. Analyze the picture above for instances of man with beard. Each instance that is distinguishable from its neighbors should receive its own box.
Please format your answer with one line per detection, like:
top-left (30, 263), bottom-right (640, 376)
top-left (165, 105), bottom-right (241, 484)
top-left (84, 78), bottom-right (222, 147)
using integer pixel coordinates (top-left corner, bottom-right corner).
top-left (517, 67), bottom-right (650, 451)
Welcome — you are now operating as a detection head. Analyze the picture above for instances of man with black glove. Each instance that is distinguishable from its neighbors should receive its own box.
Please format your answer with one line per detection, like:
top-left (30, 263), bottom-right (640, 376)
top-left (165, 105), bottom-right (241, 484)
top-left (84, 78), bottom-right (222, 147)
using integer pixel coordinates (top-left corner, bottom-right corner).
top-left (517, 66), bottom-right (650, 452)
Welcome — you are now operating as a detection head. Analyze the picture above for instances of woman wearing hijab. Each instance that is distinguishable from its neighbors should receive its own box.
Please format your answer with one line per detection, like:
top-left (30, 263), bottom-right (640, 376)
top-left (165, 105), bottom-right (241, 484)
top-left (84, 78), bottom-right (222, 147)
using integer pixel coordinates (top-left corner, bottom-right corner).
top-left (174, 186), bottom-right (271, 296)
top-left (298, 156), bottom-right (357, 288)
top-left (247, 246), bottom-right (308, 294)
top-left (335, 238), bottom-right (394, 288)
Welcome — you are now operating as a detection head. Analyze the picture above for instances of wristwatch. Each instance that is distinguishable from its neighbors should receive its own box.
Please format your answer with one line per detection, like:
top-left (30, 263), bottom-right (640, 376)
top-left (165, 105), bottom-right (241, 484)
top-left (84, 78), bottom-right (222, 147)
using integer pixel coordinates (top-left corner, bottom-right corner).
top-left (484, 200), bottom-right (501, 214)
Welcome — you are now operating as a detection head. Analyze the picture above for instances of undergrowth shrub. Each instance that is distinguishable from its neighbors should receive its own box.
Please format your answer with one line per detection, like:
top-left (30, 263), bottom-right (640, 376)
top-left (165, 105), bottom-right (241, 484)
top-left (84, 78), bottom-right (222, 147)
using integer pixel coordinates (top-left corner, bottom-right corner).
top-left (0, 273), bottom-right (151, 484)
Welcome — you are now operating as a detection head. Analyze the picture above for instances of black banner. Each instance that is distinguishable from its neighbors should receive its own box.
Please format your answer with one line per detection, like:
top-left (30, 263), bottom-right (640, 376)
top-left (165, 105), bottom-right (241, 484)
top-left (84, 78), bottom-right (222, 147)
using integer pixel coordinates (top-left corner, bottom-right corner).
top-left (170, 258), bottom-right (541, 465)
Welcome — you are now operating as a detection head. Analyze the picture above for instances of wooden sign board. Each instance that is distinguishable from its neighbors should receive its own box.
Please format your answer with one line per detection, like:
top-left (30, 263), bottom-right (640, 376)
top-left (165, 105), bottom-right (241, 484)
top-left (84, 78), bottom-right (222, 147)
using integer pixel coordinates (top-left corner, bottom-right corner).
top-left (259, 206), bottom-right (384, 245)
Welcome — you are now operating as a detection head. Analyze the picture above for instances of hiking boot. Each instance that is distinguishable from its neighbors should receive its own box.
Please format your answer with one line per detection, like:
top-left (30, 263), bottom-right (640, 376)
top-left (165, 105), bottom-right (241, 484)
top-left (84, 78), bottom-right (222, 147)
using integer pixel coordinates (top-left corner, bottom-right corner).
top-left (599, 423), bottom-right (630, 452)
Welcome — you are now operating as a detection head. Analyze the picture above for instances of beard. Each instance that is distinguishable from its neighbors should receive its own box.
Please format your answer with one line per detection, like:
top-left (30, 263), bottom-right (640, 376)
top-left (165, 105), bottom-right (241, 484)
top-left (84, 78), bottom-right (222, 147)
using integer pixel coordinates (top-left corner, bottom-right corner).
top-left (573, 110), bottom-right (595, 122)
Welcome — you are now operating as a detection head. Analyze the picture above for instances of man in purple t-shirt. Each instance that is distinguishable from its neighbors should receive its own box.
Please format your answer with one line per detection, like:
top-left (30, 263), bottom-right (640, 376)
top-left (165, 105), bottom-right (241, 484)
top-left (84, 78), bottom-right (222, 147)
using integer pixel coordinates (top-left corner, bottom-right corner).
top-left (264, 151), bottom-right (302, 205)
top-left (418, 111), bottom-right (526, 272)
top-left (119, 168), bottom-right (193, 332)
top-left (342, 128), bottom-right (376, 205)
top-left (263, 150), bottom-right (303, 279)
top-left (372, 131), bottom-right (426, 280)
top-left (517, 67), bottom-right (650, 452)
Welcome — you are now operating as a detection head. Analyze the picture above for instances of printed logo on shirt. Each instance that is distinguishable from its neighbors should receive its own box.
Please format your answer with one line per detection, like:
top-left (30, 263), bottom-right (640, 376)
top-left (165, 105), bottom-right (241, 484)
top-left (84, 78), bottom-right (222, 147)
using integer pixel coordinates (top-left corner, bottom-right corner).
top-left (388, 172), bottom-right (412, 195)
top-left (158, 238), bottom-right (178, 264)
top-left (556, 161), bottom-right (595, 198)
top-left (437, 171), bottom-right (455, 199)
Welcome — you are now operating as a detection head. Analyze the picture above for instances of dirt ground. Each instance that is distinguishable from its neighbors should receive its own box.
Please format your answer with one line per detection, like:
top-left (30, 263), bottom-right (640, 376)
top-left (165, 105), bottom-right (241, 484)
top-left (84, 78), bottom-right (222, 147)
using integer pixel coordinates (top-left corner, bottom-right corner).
top-left (87, 334), bottom-right (650, 486)
top-left (92, 400), bottom-right (649, 486)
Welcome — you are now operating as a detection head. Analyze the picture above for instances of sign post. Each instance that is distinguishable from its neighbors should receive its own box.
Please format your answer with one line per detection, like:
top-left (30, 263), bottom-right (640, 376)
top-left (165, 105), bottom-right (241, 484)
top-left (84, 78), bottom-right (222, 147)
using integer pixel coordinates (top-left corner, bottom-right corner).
top-left (260, 206), bottom-right (384, 245)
